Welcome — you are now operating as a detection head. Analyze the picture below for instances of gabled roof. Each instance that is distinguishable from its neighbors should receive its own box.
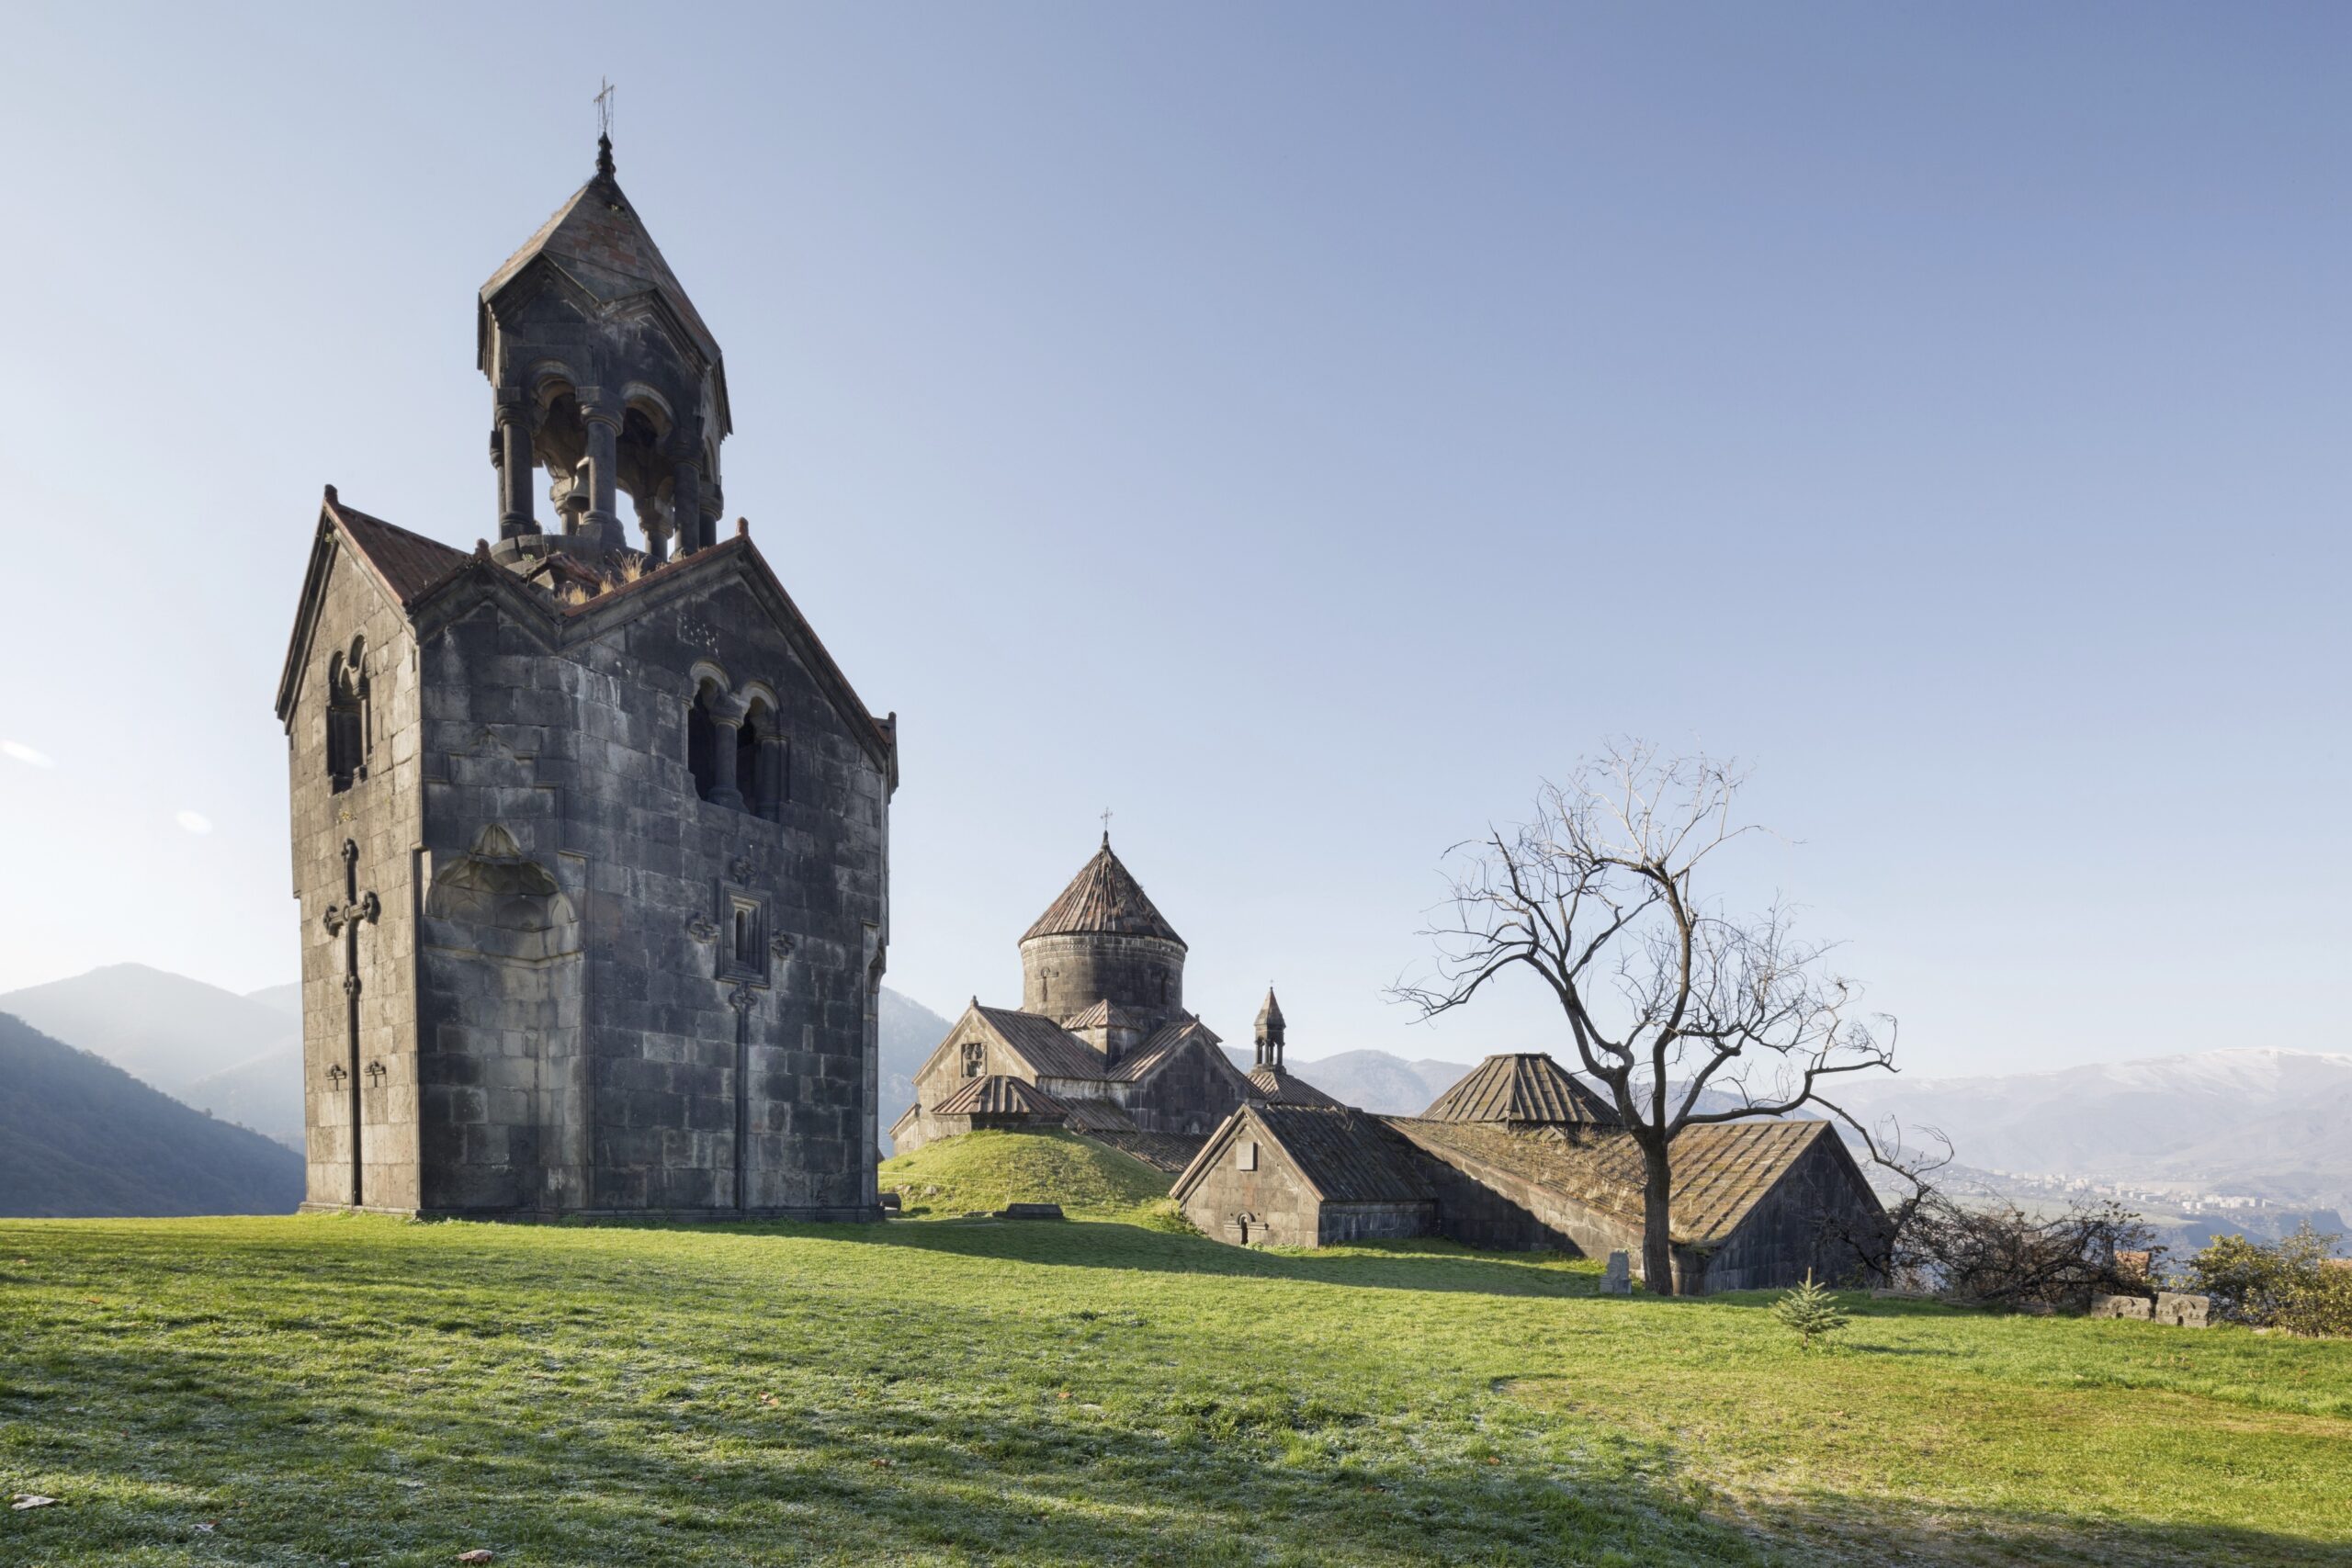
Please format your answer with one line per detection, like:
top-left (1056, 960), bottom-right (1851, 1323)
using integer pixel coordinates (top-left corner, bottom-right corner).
top-left (1385, 1116), bottom-right (1854, 1247)
top-left (1102, 1016), bottom-right (1227, 1084)
top-left (1249, 1065), bottom-right (1343, 1109)
top-left (481, 158), bottom-right (720, 366)
top-left (1421, 1053), bottom-right (1620, 1127)
top-left (329, 492), bottom-right (472, 605)
top-left (974, 1005), bottom-right (1109, 1083)
top-left (1176, 1105), bottom-right (1437, 1207)
top-left (1021, 838), bottom-right (1185, 948)
top-left (931, 1075), bottom-right (1067, 1120)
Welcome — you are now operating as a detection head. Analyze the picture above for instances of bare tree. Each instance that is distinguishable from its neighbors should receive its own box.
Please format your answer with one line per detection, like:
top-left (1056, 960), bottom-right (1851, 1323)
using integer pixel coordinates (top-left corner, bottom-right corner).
top-left (1393, 742), bottom-right (1898, 1294)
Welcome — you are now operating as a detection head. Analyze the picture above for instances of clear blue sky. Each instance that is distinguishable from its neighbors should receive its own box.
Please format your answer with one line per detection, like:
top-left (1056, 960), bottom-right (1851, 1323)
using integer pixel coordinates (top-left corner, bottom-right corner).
top-left (1, 4), bottom-right (2345, 1077)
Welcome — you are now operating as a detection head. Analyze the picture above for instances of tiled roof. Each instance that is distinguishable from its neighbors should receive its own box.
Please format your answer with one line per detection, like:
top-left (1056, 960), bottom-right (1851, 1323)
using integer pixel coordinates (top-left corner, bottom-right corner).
top-left (1080, 1130), bottom-right (1207, 1175)
top-left (1102, 1016), bottom-right (1225, 1083)
top-left (1249, 1066), bottom-right (1343, 1109)
top-left (1218, 1105), bottom-right (1439, 1205)
top-left (482, 167), bottom-right (720, 361)
top-left (977, 1006), bottom-right (1109, 1083)
top-left (1021, 839), bottom-right (1185, 948)
top-left (1386, 1116), bottom-right (1839, 1247)
top-left (931, 1075), bottom-right (1067, 1119)
top-left (329, 495), bottom-right (471, 607)
top-left (1054, 1098), bottom-right (1139, 1133)
top-left (1420, 1054), bottom-right (1620, 1126)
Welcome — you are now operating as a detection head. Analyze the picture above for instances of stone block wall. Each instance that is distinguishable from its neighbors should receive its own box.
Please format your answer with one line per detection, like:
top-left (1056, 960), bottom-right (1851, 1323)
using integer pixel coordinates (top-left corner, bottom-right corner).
top-left (1020, 931), bottom-right (1183, 1026)
top-left (394, 568), bottom-right (886, 1218)
top-left (288, 545), bottom-right (426, 1213)
top-left (1178, 1131), bottom-right (1322, 1247)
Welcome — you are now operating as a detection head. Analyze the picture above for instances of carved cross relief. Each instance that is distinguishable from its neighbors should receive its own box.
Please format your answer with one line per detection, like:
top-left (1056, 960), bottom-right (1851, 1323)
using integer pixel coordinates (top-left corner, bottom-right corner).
top-left (322, 838), bottom-right (380, 1206)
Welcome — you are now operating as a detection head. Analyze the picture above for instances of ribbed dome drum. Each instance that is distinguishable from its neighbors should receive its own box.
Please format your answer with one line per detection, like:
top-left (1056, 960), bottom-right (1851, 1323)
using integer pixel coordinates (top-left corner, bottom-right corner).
top-left (1018, 837), bottom-right (1187, 1028)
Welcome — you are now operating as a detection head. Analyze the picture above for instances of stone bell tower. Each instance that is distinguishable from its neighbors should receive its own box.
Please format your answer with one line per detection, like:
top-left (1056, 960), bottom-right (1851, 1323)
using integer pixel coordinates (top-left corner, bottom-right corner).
top-left (276, 134), bottom-right (897, 1220)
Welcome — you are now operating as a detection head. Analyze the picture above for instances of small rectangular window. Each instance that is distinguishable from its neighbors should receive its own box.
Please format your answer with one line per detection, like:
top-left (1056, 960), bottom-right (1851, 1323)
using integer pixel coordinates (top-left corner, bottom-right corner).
top-left (1238, 1141), bottom-right (1258, 1171)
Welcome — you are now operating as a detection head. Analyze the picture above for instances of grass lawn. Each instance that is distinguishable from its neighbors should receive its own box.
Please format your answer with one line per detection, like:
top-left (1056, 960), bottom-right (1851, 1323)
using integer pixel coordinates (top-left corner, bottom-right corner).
top-left (2, 1212), bottom-right (2347, 1566)
top-left (876, 1130), bottom-right (1185, 1226)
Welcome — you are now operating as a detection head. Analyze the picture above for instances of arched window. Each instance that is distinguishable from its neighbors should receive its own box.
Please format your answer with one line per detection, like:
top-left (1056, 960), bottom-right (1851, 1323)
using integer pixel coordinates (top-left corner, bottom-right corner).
top-left (326, 637), bottom-right (370, 793)
top-left (686, 679), bottom-right (722, 801)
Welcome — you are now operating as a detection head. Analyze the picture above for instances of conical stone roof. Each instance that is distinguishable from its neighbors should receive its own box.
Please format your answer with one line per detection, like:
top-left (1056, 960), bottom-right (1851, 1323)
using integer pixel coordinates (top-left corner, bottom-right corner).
top-left (1021, 838), bottom-right (1185, 948)
top-left (1421, 1053), bottom-right (1620, 1126)
top-left (480, 141), bottom-right (721, 364)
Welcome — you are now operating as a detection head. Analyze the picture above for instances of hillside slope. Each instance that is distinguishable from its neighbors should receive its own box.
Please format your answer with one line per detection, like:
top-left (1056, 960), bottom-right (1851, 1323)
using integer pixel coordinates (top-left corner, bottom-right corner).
top-left (878, 1128), bottom-right (1177, 1221)
top-left (0, 964), bottom-right (296, 1097)
top-left (0, 1013), bottom-right (304, 1216)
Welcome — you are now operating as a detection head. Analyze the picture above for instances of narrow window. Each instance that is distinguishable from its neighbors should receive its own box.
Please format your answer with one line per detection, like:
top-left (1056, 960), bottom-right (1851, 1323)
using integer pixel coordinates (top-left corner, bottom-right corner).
top-left (736, 718), bottom-right (761, 813)
top-left (961, 1041), bottom-right (985, 1078)
top-left (733, 906), bottom-right (752, 965)
top-left (1238, 1140), bottom-right (1258, 1171)
top-left (687, 684), bottom-right (719, 801)
top-left (326, 641), bottom-right (368, 793)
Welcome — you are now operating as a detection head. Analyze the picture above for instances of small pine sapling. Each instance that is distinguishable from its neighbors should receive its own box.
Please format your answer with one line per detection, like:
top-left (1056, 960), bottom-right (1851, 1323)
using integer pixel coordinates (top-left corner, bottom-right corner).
top-left (1772, 1269), bottom-right (1849, 1349)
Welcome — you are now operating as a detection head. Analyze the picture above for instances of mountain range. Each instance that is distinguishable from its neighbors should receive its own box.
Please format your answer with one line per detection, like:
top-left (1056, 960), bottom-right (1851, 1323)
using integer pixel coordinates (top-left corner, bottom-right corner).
top-left (1833, 1048), bottom-right (2352, 1212)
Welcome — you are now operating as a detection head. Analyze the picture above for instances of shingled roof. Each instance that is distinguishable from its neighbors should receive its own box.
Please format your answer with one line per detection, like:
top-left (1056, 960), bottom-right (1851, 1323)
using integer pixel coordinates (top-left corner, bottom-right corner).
top-left (1178, 1105), bottom-right (1437, 1206)
top-left (973, 1006), bottom-right (1110, 1083)
top-left (1021, 838), bottom-right (1185, 948)
top-left (931, 1075), bottom-right (1068, 1120)
top-left (1387, 1116), bottom-right (1842, 1247)
top-left (1421, 1053), bottom-right (1620, 1127)
top-left (1249, 1065), bottom-right (1344, 1109)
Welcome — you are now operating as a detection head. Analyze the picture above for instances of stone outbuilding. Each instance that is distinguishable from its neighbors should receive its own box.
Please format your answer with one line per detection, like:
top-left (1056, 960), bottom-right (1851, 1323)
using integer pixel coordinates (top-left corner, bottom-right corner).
top-left (275, 136), bottom-right (893, 1221)
top-left (1176, 1051), bottom-right (1888, 1292)
top-left (1170, 1104), bottom-right (1440, 1247)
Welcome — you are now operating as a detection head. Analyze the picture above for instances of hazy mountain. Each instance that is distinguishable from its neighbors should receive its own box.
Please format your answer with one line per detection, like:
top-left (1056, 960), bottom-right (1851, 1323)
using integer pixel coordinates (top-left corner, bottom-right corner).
top-left (1833, 1048), bottom-right (2352, 1209)
top-left (245, 982), bottom-right (302, 1019)
top-left (1219, 1046), bottom-right (1469, 1115)
top-left (185, 1046), bottom-right (305, 1151)
top-left (0, 1012), bottom-right (305, 1216)
top-left (880, 988), bottom-right (956, 1134)
top-left (0, 964), bottom-right (297, 1099)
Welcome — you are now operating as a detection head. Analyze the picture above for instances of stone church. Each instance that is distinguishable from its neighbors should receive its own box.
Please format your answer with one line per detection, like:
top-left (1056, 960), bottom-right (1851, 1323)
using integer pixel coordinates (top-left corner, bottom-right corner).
top-left (891, 838), bottom-right (1331, 1169)
top-left (273, 136), bottom-right (894, 1219)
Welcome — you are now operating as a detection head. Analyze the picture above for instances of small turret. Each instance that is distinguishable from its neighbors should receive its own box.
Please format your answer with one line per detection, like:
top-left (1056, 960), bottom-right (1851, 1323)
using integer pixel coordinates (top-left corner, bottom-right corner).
top-left (1254, 987), bottom-right (1286, 1069)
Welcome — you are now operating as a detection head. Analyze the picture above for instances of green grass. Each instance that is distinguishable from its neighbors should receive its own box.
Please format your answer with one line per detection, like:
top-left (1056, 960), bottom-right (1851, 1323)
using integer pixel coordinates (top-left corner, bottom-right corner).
top-left (878, 1129), bottom-right (1185, 1226)
top-left (2, 1215), bottom-right (2347, 1566)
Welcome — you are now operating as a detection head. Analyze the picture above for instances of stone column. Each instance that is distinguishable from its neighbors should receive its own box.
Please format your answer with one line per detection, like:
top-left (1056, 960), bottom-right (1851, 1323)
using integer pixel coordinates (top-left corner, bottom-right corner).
top-left (707, 700), bottom-right (747, 810)
top-left (493, 393), bottom-right (537, 538)
top-left (671, 458), bottom-right (702, 556)
top-left (579, 391), bottom-right (623, 553)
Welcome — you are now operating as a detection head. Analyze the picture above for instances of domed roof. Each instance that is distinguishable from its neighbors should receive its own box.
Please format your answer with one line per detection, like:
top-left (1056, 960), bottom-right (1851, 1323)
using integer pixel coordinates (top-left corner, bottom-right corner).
top-left (1021, 837), bottom-right (1185, 948)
